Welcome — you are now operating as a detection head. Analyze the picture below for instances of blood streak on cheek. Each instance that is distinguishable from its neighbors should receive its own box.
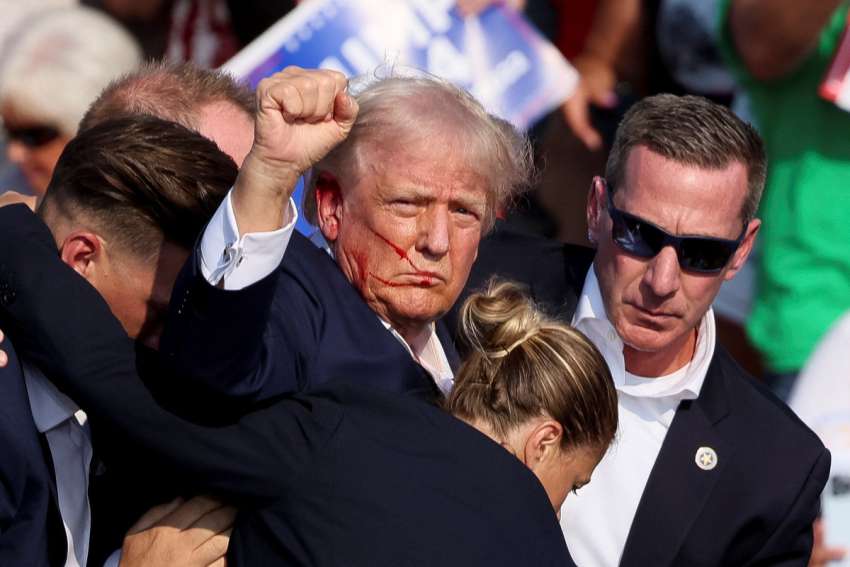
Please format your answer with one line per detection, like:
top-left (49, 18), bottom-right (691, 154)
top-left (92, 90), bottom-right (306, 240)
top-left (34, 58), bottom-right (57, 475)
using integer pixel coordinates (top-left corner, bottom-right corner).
top-left (370, 229), bottom-right (436, 281)
top-left (371, 230), bottom-right (409, 262)
top-left (369, 273), bottom-right (407, 287)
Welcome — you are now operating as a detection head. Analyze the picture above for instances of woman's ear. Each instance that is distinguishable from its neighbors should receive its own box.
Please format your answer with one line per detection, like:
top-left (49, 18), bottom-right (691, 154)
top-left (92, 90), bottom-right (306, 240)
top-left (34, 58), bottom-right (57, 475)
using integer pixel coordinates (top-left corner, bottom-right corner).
top-left (59, 230), bottom-right (104, 279)
top-left (315, 171), bottom-right (343, 242)
top-left (523, 419), bottom-right (564, 472)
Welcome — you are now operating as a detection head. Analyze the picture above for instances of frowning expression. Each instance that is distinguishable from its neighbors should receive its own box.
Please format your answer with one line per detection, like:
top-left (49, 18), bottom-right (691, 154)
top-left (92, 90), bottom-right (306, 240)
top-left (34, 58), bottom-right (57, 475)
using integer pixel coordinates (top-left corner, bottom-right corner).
top-left (588, 146), bottom-right (759, 367)
top-left (318, 144), bottom-right (489, 337)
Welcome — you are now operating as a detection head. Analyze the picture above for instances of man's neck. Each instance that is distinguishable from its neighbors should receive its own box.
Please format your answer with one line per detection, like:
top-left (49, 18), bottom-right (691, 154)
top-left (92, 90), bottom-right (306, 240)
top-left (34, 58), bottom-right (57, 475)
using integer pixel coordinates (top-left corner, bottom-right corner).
top-left (623, 328), bottom-right (697, 378)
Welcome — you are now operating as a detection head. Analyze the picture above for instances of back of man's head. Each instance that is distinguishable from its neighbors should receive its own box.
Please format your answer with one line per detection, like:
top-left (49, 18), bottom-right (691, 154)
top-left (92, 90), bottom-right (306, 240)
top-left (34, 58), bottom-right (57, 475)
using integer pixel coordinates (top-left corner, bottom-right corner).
top-left (39, 114), bottom-right (237, 258)
top-left (78, 61), bottom-right (256, 165)
top-left (79, 60), bottom-right (254, 131)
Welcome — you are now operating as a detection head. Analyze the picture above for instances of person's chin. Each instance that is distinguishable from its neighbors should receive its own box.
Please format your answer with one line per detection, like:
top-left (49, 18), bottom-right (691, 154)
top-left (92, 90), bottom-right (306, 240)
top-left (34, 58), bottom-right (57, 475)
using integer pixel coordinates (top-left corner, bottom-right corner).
top-left (618, 319), bottom-right (679, 353)
top-left (389, 292), bottom-right (448, 324)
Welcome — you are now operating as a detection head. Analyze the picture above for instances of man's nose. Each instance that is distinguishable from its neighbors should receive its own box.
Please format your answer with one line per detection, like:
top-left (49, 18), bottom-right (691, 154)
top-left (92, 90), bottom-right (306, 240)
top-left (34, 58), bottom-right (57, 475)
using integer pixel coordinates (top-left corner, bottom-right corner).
top-left (642, 246), bottom-right (681, 298)
top-left (417, 206), bottom-right (450, 259)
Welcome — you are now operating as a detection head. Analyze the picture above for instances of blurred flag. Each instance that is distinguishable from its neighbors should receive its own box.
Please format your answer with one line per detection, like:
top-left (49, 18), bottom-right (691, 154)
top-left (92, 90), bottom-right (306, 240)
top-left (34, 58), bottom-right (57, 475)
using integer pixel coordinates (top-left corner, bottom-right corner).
top-left (222, 0), bottom-right (577, 234)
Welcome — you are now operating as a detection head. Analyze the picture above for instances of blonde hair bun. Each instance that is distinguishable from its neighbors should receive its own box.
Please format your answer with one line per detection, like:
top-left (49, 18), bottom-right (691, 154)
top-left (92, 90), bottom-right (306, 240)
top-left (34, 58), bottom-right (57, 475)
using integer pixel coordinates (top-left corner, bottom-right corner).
top-left (460, 280), bottom-right (544, 360)
top-left (447, 278), bottom-right (618, 452)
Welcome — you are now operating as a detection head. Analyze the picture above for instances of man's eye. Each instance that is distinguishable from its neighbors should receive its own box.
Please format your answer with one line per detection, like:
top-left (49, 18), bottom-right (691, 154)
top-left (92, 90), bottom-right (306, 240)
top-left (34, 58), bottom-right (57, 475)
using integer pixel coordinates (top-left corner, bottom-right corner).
top-left (391, 200), bottom-right (418, 211)
top-left (571, 486), bottom-right (581, 495)
top-left (453, 206), bottom-right (478, 219)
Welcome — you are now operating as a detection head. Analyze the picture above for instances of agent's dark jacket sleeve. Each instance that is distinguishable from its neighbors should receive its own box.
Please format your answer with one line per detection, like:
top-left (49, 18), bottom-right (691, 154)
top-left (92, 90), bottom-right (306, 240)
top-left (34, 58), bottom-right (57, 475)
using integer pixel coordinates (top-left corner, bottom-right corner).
top-left (0, 205), bottom-right (337, 508)
top-left (748, 448), bottom-right (830, 566)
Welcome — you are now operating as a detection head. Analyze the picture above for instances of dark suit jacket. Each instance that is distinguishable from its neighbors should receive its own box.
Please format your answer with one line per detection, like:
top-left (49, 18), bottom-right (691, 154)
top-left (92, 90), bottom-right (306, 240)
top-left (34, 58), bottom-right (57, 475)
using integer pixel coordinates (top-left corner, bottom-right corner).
top-left (161, 231), bottom-right (456, 406)
top-left (0, 206), bottom-right (574, 567)
top-left (459, 222), bottom-right (831, 566)
top-left (0, 338), bottom-right (65, 567)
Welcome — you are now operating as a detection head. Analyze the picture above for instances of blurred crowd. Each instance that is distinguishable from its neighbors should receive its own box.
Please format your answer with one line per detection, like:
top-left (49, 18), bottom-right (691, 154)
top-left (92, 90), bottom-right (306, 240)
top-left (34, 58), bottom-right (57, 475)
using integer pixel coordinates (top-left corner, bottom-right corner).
top-left (0, 0), bottom-right (848, 566)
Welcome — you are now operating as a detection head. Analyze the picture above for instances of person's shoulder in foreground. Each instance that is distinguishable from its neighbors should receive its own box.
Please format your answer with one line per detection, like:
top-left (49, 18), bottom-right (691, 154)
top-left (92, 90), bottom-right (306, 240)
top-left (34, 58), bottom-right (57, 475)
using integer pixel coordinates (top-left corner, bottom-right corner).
top-left (241, 384), bottom-right (577, 567)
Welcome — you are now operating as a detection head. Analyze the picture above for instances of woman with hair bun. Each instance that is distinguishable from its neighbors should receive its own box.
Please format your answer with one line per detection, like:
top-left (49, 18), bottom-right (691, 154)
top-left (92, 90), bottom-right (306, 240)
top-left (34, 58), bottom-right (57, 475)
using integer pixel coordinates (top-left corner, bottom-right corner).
top-left (448, 279), bottom-right (619, 513)
top-left (0, 217), bottom-right (618, 567)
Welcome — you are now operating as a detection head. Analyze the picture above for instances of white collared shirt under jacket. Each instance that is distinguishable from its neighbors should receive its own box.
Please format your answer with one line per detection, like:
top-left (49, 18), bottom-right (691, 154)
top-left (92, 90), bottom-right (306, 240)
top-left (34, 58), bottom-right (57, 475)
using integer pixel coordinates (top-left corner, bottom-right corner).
top-left (560, 268), bottom-right (716, 567)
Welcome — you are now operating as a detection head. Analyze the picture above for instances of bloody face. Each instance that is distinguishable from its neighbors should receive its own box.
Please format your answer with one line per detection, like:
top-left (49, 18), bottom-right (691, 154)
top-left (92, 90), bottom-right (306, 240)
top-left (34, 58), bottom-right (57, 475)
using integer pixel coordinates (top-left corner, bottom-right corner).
top-left (321, 143), bottom-right (490, 339)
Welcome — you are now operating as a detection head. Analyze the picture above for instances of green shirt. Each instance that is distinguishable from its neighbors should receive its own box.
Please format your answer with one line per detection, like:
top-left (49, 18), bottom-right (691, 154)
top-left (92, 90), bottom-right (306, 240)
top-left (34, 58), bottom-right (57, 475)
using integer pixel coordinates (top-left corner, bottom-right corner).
top-left (718, 1), bottom-right (850, 372)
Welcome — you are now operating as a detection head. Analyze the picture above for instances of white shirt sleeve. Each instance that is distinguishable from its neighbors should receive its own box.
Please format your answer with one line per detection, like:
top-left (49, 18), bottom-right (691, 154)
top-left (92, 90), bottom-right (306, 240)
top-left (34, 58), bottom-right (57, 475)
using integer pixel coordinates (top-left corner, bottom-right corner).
top-left (103, 549), bottom-right (121, 567)
top-left (199, 189), bottom-right (298, 290)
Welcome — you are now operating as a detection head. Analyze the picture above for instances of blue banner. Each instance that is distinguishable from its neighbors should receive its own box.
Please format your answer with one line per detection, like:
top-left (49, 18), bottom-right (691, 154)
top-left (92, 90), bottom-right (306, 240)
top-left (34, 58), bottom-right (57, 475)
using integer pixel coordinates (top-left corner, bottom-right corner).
top-left (223, 0), bottom-right (576, 233)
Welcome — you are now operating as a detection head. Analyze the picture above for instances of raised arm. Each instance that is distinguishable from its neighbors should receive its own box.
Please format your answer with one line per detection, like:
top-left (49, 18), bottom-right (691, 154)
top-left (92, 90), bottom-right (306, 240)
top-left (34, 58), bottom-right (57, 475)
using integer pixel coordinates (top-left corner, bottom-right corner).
top-left (728, 0), bottom-right (844, 81)
top-left (0, 205), bottom-right (340, 507)
top-left (160, 67), bottom-right (358, 401)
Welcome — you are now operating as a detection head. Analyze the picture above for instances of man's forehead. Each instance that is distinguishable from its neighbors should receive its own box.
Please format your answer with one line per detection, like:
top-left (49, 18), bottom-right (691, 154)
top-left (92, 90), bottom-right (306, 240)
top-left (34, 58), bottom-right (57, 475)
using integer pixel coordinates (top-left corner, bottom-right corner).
top-left (618, 147), bottom-right (749, 234)
top-left (371, 165), bottom-right (489, 202)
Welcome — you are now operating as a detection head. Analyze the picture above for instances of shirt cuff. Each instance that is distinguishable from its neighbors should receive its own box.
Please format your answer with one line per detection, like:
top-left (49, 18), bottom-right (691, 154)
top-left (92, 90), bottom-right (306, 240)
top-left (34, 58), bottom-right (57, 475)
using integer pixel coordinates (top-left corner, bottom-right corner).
top-left (199, 189), bottom-right (298, 290)
top-left (103, 549), bottom-right (121, 567)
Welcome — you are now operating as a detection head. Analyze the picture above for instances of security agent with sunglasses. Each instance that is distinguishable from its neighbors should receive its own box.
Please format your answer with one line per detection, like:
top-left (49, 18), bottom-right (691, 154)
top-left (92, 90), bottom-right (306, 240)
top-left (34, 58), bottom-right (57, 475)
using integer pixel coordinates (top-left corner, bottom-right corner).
top-left (454, 94), bottom-right (830, 566)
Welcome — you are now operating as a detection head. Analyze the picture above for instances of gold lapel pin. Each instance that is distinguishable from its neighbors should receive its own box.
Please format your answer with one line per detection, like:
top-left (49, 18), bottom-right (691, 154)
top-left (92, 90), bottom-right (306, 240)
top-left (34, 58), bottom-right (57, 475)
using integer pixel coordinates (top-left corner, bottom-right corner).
top-left (695, 446), bottom-right (718, 471)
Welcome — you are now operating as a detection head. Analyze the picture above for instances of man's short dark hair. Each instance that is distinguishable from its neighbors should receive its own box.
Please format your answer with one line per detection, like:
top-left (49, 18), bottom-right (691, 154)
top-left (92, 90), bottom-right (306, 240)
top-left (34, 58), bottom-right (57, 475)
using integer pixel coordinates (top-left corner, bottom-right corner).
top-left (606, 94), bottom-right (766, 221)
top-left (39, 114), bottom-right (237, 257)
top-left (79, 60), bottom-right (255, 132)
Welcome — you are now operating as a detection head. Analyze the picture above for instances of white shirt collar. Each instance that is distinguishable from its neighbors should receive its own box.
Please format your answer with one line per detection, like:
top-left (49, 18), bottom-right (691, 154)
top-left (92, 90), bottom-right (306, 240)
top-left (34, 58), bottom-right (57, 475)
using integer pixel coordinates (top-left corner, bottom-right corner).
top-left (572, 267), bottom-right (714, 400)
top-left (23, 361), bottom-right (85, 433)
top-left (310, 229), bottom-right (454, 393)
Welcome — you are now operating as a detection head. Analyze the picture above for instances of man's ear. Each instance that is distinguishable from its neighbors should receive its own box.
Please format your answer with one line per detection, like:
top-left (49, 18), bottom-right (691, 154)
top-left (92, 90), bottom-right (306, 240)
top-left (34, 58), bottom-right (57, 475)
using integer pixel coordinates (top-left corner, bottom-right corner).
top-left (314, 171), bottom-right (343, 242)
top-left (586, 176), bottom-right (606, 245)
top-left (724, 218), bottom-right (761, 282)
top-left (523, 420), bottom-right (564, 472)
top-left (59, 231), bottom-right (105, 280)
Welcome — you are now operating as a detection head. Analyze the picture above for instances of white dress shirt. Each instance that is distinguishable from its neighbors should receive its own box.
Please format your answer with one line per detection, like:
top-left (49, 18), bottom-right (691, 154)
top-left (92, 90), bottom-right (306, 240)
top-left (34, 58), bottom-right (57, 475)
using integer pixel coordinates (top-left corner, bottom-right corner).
top-left (560, 268), bottom-right (716, 567)
top-left (200, 190), bottom-right (454, 391)
top-left (23, 362), bottom-right (93, 567)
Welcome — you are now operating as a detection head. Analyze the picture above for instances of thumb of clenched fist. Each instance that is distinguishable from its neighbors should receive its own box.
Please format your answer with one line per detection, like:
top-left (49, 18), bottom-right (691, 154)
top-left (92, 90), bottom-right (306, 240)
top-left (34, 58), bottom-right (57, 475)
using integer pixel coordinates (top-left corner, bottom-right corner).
top-left (251, 66), bottom-right (358, 181)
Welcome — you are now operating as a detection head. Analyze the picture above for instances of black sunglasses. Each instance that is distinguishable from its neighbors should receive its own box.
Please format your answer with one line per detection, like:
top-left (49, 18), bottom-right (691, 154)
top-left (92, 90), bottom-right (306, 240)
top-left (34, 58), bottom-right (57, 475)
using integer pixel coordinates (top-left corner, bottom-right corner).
top-left (603, 180), bottom-right (747, 274)
top-left (4, 124), bottom-right (61, 148)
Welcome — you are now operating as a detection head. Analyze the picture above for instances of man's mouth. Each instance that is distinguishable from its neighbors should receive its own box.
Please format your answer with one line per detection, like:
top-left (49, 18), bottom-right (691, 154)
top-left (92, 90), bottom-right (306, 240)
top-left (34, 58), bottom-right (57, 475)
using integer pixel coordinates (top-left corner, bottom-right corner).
top-left (370, 272), bottom-right (443, 287)
top-left (630, 303), bottom-right (679, 319)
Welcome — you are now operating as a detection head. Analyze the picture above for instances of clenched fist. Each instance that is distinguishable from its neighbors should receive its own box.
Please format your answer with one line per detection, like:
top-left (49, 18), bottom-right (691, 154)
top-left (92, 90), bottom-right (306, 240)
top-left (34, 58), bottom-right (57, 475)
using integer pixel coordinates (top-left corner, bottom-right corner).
top-left (234, 67), bottom-right (358, 234)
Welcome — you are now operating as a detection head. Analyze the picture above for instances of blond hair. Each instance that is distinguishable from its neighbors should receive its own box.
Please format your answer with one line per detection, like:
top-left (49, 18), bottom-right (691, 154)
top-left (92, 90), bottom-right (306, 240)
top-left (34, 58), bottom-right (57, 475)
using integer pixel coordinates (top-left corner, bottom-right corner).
top-left (302, 72), bottom-right (534, 231)
top-left (446, 280), bottom-right (618, 451)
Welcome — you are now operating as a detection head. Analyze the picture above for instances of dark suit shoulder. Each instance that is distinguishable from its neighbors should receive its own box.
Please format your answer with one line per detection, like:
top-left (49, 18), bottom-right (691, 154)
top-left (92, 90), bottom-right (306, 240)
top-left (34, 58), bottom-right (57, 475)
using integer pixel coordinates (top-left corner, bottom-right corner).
top-left (450, 223), bottom-right (593, 343)
top-left (295, 385), bottom-right (573, 565)
top-left (712, 346), bottom-right (826, 457)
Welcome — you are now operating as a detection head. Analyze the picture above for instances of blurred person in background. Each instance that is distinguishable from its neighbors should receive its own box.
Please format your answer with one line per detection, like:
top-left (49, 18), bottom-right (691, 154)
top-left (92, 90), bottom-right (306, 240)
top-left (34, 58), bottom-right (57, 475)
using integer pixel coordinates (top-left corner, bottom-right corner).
top-left (0, 0), bottom-right (73, 192)
top-left (789, 311), bottom-right (850, 566)
top-left (0, 5), bottom-right (141, 198)
top-left (88, 0), bottom-right (301, 65)
top-left (720, 0), bottom-right (850, 399)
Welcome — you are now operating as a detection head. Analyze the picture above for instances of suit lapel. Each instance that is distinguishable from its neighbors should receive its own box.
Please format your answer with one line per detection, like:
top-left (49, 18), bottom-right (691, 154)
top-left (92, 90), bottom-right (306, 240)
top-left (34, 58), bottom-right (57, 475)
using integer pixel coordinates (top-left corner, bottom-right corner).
top-left (620, 360), bottom-right (733, 567)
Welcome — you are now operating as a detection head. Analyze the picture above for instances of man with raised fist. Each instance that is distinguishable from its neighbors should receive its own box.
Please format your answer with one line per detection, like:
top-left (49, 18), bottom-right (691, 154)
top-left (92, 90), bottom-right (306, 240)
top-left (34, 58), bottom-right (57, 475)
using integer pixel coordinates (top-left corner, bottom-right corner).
top-left (161, 67), bottom-right (533, 406)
